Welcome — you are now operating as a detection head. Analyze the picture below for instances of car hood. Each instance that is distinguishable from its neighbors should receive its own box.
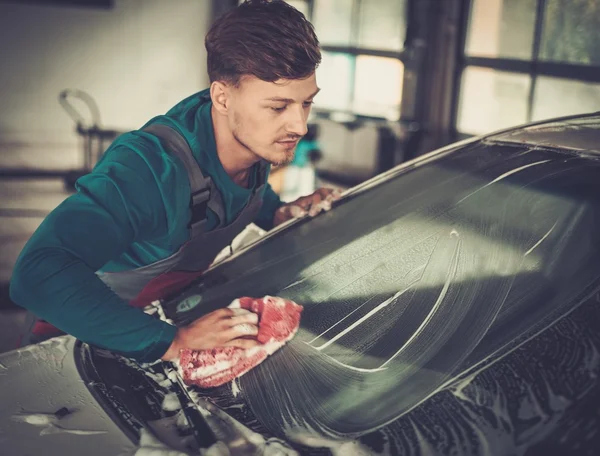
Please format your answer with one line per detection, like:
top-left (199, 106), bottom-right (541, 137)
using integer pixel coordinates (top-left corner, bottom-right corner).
top-left (0, 336), bottom-right (137, 456)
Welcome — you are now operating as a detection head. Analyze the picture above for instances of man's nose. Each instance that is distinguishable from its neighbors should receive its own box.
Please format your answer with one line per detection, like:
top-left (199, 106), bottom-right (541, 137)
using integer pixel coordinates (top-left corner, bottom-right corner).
top-left (286, 105), bottom-right (308, 137)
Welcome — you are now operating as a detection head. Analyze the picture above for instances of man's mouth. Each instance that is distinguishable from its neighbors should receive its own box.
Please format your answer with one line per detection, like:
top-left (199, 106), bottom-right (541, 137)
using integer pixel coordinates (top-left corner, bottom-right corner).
top-left (276, 139), bottom-right (299, 150)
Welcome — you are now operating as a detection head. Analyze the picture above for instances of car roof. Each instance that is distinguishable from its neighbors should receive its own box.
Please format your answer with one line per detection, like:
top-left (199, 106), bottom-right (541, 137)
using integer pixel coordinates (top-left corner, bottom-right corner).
top-left (483, 111), bottom-right (600, 154)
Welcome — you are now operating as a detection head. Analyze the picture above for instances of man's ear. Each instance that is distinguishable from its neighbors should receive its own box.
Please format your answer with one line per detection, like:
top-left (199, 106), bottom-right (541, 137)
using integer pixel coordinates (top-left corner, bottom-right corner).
top-left (210, 81), bottom-right (230, 115)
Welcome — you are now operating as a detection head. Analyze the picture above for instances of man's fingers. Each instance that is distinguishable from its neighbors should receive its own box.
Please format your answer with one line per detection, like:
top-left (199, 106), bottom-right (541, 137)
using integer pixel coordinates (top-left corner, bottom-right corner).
top-left (306, 188), bottom-right (341, 217)
top-left (310, 197), bottom-right (330, 215)
top-left (274, 187), bottom-right (342, 226)
top-left (328, 188), bottom-right (343, 201)
top-left (227, 311), bottom-right (259, 327)
top-left (212, 308), bottom-right (236, 319)
top-left (278, 204), bottom-right (305, 219)
top-left (308, 205), bottom-right (323, 217)
top-left (224, 323), bottom-right (259, 339)
top-left (297, 194), bottom-right (319, 210)
top-left (311, 192), bottom-right (324, 205)
top-left (224, 338), bottom-right (261, 349)
top-left (316, 187), bottom-right (333, 198)
top-left (320, 199), bottom-right (332, 211)
top-left (318, 188), bottom-right (341, 204)
top-left (228, 307), bottom-right (252, 317)
top-left (320, 187), bottom-right (342, 200)
top-left (289, 205), bottom-right (306, 218)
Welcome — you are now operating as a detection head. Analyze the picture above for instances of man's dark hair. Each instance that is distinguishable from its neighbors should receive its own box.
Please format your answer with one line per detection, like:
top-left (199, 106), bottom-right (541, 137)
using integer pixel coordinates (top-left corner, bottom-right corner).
top-left (205, 0), bottom-right (321, 86)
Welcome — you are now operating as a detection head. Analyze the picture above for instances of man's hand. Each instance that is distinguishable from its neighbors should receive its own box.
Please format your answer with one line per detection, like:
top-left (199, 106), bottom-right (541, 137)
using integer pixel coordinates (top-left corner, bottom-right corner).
top-left (161, 308), bottom-right (259, 361)
top-left (274, 187), bottom-right (341, 227)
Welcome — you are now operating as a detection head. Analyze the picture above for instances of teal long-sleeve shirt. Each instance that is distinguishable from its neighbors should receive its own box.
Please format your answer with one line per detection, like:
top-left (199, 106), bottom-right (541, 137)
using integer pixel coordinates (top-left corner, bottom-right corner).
top-left (9, 89), bottom-right (283, 362)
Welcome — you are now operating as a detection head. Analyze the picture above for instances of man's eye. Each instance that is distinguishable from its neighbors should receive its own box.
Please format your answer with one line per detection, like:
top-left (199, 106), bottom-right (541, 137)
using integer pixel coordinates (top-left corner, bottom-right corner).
top-left (271, 106), bottom-right (286, 113)
top-left (303, 101), bottom-right (314, 108)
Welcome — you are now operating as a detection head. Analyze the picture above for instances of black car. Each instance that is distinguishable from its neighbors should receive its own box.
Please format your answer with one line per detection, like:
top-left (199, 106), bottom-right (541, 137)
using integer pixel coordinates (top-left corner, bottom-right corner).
top-left (2, 112), bottom-right (600, 456)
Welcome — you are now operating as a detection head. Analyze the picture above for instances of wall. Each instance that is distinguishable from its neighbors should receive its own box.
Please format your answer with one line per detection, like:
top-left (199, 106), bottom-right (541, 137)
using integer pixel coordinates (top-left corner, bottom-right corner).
top-left (0, 0), bottom-right (211, 284)
top-left (0, 0), bottom-right (211, 170)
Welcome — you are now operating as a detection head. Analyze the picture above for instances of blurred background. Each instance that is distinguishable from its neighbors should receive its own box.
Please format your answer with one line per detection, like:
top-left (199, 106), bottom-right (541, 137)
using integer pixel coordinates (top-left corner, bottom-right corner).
top-left (0, 0), bottom-right (599, 349)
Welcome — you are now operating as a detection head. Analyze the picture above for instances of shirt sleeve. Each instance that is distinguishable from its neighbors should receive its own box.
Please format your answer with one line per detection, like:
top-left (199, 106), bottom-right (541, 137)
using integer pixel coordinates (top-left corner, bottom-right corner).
top-left (9, 143), bottom-right (179, 362)
top-left (254, 182), bottom-right (284, 231)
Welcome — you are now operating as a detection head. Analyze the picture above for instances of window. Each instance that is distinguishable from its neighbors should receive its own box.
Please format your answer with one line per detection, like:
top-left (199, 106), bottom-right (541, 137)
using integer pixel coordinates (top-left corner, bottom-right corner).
top-left (1, 0), bottom-right (114, 7)
top-left (281, 0), bottom-right (309, 18)
top-left (532, 76), bottom-right (600, 121)
top-left (464, 0), bottom-right (537, 60)
top-left (238, 0), bottom-right (309, 17)
top-left (456, 0), bottom-right (600, 136)
top-left (314, 52), bottom-right (354, 112)
top-left (356, 0), bottom-right (406, 52)
top-left (311, 0), bottom-right (353, 47)
top-left (457, 67), bottom-right (530, 135)
top-left (353, 55), bottom-right (403, 119)
top-left (234, 0), bottom-right (407, 120)
top-left (311, 0), bottom-right (407, 120)
top-left (540, 0), bottom-right (600, 66)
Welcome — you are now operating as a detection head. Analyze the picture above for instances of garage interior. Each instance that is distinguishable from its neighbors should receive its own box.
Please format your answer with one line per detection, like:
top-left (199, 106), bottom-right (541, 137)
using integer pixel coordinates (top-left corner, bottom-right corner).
top-left (0, 0), bottom-right (599, 354)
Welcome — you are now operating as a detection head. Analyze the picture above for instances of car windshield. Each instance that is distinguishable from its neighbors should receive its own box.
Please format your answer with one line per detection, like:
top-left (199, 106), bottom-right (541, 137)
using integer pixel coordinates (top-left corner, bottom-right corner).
top-left (82, 138), bottom-right (600, 451)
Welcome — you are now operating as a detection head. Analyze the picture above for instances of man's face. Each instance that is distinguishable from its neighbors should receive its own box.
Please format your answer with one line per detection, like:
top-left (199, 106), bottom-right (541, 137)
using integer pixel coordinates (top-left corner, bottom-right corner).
top-left (227, 73), bottom-right (319, 166)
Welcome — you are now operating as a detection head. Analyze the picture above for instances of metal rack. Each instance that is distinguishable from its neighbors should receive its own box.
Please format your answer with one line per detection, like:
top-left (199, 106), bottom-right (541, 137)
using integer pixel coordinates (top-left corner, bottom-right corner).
top-left (58, 89), bottom-right (122, 190)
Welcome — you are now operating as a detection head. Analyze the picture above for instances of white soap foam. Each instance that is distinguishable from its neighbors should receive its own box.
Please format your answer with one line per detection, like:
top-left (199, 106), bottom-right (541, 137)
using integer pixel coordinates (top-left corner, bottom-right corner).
top-left (134, 428), bottom-right (230, 456)
top-left (161, 393), bottom-right (182, 412)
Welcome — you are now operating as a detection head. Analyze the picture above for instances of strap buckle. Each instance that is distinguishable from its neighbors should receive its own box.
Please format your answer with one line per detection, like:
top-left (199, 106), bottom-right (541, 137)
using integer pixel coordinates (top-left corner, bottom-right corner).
top-left (189, 188), bottom-right (210, 227)
top-left (191, 188), bottom-right (210, 206)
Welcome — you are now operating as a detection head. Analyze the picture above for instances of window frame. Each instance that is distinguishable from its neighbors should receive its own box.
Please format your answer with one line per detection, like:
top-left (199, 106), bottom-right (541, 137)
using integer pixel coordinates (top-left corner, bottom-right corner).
top-left (308, 0), bottom-right (408, 122)
top-left (451, 0), bottom-right (600, 139)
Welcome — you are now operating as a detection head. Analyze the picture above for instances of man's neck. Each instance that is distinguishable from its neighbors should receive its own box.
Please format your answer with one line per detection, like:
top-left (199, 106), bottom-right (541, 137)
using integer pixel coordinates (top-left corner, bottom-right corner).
top-left (211, 105), bottom-right (258, 187)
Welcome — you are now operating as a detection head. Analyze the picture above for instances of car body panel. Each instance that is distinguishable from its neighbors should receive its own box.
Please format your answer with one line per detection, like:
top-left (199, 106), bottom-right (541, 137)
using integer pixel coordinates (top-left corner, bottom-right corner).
top-left (3, 114), bottom-right (600, 455)
top-left (163, 124), bottom-right (600, 453)
top-left (486, 112), bottom-right (600, 153)
top-left (0, 337), bottom-right (137, 456)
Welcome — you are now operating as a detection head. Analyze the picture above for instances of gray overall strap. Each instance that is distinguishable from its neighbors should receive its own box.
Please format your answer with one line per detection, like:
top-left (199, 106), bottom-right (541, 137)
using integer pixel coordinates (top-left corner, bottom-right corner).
top-left (142, 124), bottom-right (225, 235)
top-left (256, 160), bottom-right (269, 189)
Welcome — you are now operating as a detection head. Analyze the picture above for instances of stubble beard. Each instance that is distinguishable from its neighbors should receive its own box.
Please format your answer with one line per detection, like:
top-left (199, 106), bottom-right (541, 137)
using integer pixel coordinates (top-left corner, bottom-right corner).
top-left (232, 122), bottom-right (296, 167)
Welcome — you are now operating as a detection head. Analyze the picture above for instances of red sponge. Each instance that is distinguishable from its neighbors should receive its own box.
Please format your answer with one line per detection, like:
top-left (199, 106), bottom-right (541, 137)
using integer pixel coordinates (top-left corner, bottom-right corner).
top-left (179, 296), bottom-right (303, 388)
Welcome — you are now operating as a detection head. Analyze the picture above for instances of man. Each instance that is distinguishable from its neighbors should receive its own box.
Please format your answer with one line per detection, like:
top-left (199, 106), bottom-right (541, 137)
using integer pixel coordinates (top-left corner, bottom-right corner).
top-left (9, 0), bottom-right (336, 363)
